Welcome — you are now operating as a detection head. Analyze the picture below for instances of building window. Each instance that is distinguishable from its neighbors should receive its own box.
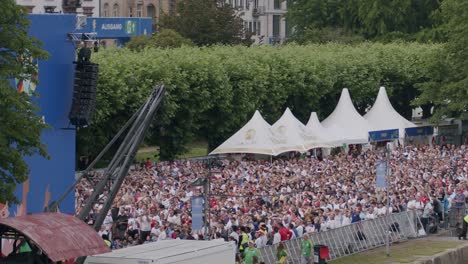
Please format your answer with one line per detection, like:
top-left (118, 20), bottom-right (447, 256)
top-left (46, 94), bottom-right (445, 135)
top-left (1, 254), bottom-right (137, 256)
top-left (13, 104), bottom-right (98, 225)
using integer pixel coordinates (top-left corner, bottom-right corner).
top-left (83, 7), bottom-right (94, 17)
top-left (147, 4), bottom-right (155, 19)
top-left (103, 3), bottom-right (109, 17)
top-left (273, 15), bottom-right (281, 37)
top-left (129, 7), bottom-right (133, 17)
top-left (136, 4), bottom-right (143, 17)
top-left (24, 5), bottom-right (35, 13)
top-left (274, 0), bottom-right (281, 9)
top-left (112, 4), bottom-right (119, 17)
top-left (257, 21), bottom-right (261, 35)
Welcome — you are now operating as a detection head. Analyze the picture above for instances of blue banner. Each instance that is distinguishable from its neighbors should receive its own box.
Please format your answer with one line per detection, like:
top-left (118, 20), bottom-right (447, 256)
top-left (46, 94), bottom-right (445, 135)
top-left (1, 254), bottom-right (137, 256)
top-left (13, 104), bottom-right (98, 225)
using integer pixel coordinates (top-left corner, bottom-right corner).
top-left (75, 17), bottom-right (152, 39)
top-left (376, 160), bottom-right (387, 188)
top-left (191, 196), bottom-right (204, 230)
top-left (405, 126), bottom-right (434, 137)
top-left (369, 129), bottom-right (399, 142)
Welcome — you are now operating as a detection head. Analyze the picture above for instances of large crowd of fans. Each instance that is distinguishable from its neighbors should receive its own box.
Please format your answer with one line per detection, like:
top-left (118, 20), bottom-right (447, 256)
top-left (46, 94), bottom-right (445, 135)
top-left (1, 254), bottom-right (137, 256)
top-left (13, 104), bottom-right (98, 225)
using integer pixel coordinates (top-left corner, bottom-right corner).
top-left (76, 144), bottom-right (467, 254)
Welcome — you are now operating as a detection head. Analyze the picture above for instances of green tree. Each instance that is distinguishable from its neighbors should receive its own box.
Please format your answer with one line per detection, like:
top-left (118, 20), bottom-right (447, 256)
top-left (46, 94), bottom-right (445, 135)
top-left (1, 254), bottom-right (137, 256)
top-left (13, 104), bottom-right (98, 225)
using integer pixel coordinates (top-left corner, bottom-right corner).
top-left (148, 29), bottom-right (194, 48)
top-left (126, 35), bottom-right (150, 51)
top-left (126, 30), bottom-right (193, 51)
top-left (0, 1), bottom-right (49, 203)
top-left (286, 0), bottom-right (441, 42)
top-left (81, 43), bottom-right (439, 160)
top-left (159, 0), bottom-right (247, 46)
top-left (415, 0), bottom-right (468, 119)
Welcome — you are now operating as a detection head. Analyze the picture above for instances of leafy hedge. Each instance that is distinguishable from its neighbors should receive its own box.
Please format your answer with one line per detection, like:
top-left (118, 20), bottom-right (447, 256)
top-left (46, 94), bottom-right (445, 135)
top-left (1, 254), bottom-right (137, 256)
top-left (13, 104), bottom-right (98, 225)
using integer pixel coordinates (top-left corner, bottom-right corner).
top-left (78, 43), bottom-right (442, 160)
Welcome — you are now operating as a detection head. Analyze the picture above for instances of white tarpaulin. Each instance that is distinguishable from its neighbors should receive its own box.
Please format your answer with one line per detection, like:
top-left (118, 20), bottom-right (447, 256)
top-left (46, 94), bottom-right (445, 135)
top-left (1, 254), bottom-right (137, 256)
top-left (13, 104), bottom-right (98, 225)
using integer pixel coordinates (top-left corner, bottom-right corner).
top-left (85, 240), bottom-right (236, 264)
top-left (321, 88), bottom-right (375, 144)
top-left (210, 110), bottom-right (276, 155)
top-left (270, 108), bottom-right (307, 155)
top-left (305, 112), bottom-right (343, 149)
top-left (364, 86), bottom-right (416, 137)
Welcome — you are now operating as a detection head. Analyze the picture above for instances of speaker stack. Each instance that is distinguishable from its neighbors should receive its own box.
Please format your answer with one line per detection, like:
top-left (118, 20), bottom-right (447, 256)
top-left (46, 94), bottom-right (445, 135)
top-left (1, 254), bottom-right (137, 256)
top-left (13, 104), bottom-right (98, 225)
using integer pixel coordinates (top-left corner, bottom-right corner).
top-left (69, 63), bottom-right (98, 128)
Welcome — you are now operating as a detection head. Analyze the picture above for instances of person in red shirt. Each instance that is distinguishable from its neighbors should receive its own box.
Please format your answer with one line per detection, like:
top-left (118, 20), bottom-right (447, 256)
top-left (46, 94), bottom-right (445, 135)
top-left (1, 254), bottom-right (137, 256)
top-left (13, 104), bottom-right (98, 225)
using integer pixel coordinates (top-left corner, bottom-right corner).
top-left (278, 223), bottom-right (292, 241)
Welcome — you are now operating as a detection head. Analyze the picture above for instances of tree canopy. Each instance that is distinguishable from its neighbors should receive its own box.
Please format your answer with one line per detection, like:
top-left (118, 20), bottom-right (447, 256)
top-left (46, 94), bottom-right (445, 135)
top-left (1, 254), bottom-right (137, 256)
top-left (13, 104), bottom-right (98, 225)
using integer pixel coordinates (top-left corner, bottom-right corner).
top-left (414, 0), bottom-right (468, 119)
top-left (126, 29), bottom-right (194, 51)
top-left (286, 0), bottom-right (442, 43)
top-left (0, 1), bottom-right (49, 203)
top-left (159, 0), bottom-right (248, 46)
top-left (80, 43), bottom-right (441, 161)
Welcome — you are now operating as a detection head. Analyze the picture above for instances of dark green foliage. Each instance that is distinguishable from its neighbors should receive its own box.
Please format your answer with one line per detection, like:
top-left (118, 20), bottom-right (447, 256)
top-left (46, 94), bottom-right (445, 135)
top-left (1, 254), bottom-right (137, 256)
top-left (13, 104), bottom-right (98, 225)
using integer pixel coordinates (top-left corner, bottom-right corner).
top-left (414, 0), bottom-right (468, 119)
top-left (286, 0), bottom-right (442, 43)
top-left (159, 0), bottom-right (248, 46)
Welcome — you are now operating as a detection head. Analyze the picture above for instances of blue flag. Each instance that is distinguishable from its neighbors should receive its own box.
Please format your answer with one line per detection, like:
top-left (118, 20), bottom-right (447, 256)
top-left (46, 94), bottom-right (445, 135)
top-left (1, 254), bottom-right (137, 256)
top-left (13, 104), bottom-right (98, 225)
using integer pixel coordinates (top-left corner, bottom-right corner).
top-left (191, 196), bottom-right (204, 230)
top-left (376, 160), bottom-right (387, 188)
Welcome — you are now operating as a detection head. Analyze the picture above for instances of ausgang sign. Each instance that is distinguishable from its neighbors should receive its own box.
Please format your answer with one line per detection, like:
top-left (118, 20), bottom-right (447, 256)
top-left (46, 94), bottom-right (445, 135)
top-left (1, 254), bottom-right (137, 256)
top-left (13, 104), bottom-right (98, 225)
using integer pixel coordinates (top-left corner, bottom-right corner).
top-left (101, 23), bottom-right (123, 30)
top-left (76, 17), bottom-right (152, 39)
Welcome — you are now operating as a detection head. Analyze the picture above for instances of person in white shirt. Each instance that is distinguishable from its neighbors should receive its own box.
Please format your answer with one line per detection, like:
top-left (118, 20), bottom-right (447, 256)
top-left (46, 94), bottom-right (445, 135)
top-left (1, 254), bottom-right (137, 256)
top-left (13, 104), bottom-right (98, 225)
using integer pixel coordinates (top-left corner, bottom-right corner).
top-left (273, 227), bottom-right (281, 245)
top-left (138, 214), bottom-right (151, 242)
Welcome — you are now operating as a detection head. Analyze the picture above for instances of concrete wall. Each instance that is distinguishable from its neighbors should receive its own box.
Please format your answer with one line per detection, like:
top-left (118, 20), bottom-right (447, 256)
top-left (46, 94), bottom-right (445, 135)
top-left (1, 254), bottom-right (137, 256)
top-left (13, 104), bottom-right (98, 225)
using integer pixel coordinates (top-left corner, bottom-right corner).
top-left (413, 243), bottom-right (468, 264)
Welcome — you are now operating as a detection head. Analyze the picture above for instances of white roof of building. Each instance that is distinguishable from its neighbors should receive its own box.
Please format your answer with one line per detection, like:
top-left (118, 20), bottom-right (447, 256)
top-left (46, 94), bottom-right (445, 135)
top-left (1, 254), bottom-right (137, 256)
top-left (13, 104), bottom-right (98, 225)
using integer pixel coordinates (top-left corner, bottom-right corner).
top-left (85, 240), bottom-right (236, 264)
top-left (364, 86), bottom-right (416, 137)
top-left (210, 110), bottom-right (276, 155)
top-left (305, 112), bottom-right (343, 148)
top-left (270, 108), bottom-right (307, 155)
top-left (321, 88), bottom-right (374, 144)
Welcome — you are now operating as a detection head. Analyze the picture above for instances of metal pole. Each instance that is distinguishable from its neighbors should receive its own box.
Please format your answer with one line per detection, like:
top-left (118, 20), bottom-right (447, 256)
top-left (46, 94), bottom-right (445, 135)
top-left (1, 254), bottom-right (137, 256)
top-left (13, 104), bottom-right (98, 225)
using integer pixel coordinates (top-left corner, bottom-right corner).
top-left (385, 145), bottom-right (391, 257)
top-left (204, 165), bottom-right (211, 240)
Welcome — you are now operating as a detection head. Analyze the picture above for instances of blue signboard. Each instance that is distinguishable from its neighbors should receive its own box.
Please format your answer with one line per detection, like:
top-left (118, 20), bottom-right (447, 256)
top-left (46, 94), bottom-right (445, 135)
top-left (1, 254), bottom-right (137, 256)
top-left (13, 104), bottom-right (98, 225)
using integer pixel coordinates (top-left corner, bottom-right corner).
top-left (191, 196), bottom-right (204, 230)
top-left (369, 129), bottom-right (399, 142)
top-left (375, 160), bottom-right (387, 188)
top-left (405, 126), bottom-right (434, 137)
top-left (75, 17), bottom-right (152, 39)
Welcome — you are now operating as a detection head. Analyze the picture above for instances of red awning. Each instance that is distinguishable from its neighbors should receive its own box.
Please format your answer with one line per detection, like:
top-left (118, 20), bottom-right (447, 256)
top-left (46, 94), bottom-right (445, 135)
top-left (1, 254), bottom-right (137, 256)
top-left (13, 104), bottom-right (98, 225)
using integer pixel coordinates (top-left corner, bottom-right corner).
top-left (0, 213), bottom-right (110, 262)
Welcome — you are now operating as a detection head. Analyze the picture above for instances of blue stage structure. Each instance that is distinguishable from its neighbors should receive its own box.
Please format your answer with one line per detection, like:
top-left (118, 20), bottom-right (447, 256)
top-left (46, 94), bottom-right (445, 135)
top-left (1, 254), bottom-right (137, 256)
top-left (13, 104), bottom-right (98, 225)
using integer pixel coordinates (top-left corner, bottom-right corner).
top-left (6, 15), bottom-right (152, 216)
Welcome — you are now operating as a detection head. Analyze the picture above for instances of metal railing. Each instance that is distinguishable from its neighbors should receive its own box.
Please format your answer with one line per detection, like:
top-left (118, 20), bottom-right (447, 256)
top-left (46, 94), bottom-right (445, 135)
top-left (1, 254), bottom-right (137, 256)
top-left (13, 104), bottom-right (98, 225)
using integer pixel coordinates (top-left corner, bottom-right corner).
top-left (258, 211), bottom-right (421, 263)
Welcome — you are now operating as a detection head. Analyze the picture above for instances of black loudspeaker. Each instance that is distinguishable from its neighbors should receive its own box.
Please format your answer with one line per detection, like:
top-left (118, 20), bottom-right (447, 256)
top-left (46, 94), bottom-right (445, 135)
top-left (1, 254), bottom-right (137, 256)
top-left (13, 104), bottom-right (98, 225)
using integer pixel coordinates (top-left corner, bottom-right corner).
top-left (69, 63), bottom-right (98, 127)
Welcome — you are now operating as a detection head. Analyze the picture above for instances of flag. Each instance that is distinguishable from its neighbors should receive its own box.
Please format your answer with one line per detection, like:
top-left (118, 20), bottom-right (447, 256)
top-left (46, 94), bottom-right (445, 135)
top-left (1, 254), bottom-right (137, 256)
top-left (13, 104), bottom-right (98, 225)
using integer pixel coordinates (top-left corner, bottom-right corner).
top-left (376, 160), bottom-right (387, 188)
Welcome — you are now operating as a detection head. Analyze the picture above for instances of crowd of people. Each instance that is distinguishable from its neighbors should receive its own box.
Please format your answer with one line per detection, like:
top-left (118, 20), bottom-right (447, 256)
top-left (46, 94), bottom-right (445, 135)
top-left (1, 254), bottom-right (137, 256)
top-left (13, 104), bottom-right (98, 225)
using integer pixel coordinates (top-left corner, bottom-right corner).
top-left (76, 143), bottom-right (467, 263)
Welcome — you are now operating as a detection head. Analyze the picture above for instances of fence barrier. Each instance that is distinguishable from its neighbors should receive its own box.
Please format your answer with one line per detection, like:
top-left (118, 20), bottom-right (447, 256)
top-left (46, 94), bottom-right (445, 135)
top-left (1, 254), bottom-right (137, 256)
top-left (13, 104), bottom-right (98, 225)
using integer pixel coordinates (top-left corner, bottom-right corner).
top-left (258, 211), bottom-right (422, 264)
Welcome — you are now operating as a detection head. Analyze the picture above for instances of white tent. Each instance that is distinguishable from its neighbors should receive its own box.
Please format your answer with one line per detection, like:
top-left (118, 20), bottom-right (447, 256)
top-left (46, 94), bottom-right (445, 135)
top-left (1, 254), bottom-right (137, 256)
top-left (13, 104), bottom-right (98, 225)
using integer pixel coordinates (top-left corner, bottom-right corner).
top-left (364, 86), bottom-right (416, 138)
top-left (305, 112), bottom-right (343, 149)
top-left (270, 108), bottom-right (307, 155)
top-left (84, 240), bottom-right (236, 264)
top-left (321, 88), bottom-right (375, 144)
top-left (210, 110), bottom-right (275, 155)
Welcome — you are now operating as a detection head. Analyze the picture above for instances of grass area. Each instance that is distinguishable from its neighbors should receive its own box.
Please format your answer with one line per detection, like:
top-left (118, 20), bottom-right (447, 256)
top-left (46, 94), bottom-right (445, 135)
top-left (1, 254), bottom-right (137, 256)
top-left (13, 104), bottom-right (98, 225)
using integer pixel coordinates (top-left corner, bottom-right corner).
top-left (330, 240), bottom-right (462, 264)
top-left (135, 141), bottom-right (208, 162)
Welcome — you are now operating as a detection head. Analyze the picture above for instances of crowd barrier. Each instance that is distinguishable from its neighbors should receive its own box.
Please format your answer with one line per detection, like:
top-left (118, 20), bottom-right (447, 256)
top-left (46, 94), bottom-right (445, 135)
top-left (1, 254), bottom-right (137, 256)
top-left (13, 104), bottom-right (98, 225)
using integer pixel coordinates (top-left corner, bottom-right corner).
top-left (258, 211), bottom-right (421, 263)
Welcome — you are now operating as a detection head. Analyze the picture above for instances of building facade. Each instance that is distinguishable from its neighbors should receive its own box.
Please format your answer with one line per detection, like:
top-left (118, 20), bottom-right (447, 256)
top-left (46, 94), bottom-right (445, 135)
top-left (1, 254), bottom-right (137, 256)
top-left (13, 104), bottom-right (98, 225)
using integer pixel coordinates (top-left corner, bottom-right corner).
top-left (16, 0), bottom-right (100, 17)
top-left (101, 0), bottom-right (176, 28)
top-left (228, 0), bottom-right (289, 45)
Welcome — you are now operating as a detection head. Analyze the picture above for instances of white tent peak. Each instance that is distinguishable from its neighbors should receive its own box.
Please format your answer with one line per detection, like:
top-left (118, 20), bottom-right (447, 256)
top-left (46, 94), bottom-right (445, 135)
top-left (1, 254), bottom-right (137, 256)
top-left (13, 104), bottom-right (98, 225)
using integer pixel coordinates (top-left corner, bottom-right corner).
top-left (210, 110), bottom-right (275, 155)
top-left (364, 86), bottom-right (416, 136)
top-left (321, 88), bottom-right (374, 144)
top-left (305, 112), bottom-right (342, 148)
top-left (270, 108), bottom-right (307, 154)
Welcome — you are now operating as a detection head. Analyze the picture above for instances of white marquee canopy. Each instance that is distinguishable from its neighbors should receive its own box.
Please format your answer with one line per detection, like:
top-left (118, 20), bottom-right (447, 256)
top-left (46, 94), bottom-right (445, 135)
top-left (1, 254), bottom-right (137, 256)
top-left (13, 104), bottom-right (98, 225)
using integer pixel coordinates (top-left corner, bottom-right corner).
top-left (210, 87), bottom-right (418, 156)
top-left (321, 88), bottom-right (375, 144)
top-left (364, 86), bottom-right (416, 137)
top-left (210, 110), bottom-right (276, 155)
top-left (305, 112), bottom-right (343, 148)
